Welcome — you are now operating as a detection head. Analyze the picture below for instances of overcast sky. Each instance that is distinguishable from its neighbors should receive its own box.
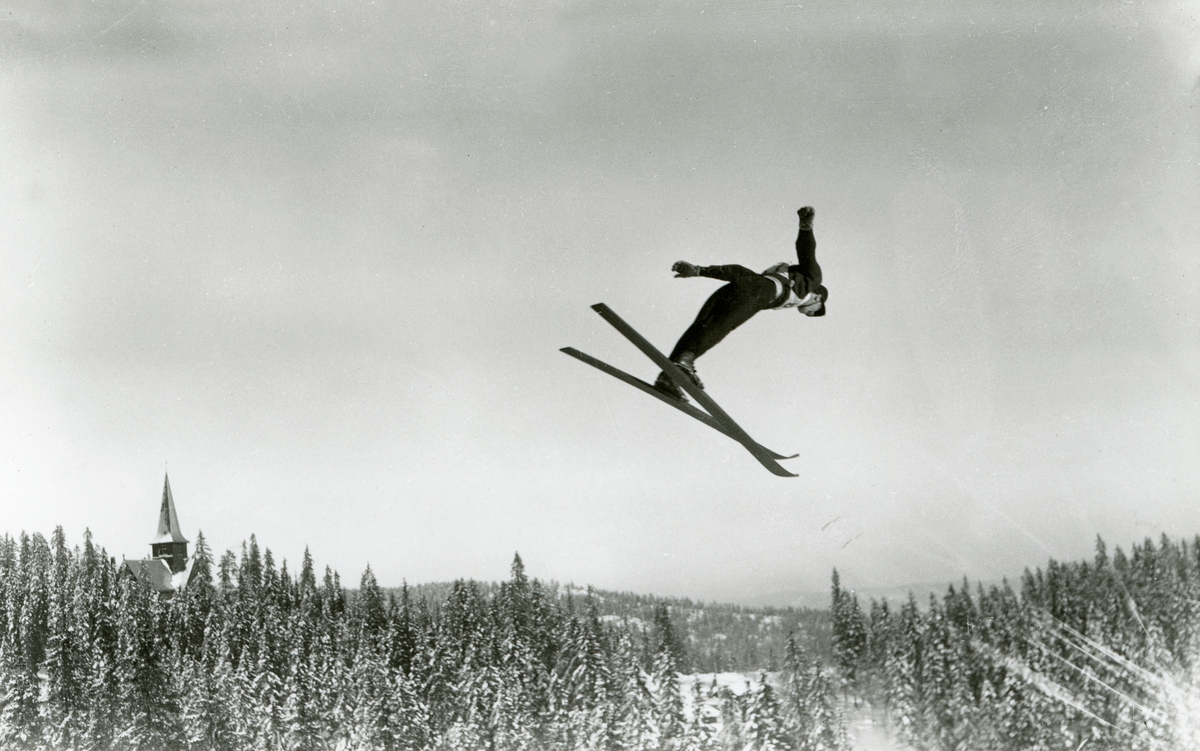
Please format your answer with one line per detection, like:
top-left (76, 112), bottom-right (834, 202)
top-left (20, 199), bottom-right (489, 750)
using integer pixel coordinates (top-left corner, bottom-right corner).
top-left (3, 0), bottom-right (1198, 604)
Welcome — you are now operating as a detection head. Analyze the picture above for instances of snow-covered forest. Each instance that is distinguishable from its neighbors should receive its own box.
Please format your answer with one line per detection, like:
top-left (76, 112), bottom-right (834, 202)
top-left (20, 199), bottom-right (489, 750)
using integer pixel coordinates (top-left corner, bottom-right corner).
top-left (399, 581), bottom-right (833, 674)
top-left (0, 529), bottom-right (847, 750)
top-left (830, 535), bottom-right (1200, 750)
top-left (9, 527), bottom-right (1200, 750)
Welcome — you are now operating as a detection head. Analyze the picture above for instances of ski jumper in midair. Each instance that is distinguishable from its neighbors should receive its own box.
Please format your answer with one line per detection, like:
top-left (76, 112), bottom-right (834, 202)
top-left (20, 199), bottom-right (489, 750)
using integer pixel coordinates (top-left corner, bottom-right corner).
top-left (653, 206), bottom-right (828, 401)
top-left (556, 209), bottom-right (825, 474)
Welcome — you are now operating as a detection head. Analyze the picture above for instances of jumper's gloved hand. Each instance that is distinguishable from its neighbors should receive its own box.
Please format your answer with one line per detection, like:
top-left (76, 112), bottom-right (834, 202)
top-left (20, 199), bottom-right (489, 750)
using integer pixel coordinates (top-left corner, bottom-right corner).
top-left (797, 206), bottom-right (815, 230)
top-left (672, 261), bottom-right (701, 278)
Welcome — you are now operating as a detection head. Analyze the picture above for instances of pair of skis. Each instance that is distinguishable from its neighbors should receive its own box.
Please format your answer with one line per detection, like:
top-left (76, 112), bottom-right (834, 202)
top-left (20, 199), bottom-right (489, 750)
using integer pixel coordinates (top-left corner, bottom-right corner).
top-left (561, 303), bottom-right (798, 477)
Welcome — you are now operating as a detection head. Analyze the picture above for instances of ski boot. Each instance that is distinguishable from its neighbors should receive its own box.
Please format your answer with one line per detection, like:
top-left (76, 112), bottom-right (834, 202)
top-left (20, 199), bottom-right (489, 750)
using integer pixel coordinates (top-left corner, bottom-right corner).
top-left (673, 353), bottom-right (704, 390)
top-left (653, 371), bottom-right (687, 402)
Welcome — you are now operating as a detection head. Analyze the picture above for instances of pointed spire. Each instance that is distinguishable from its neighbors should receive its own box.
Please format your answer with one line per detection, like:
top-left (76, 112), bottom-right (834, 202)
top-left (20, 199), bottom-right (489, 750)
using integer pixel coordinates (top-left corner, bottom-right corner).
top-left (152, 473), bottom-right (189, 544)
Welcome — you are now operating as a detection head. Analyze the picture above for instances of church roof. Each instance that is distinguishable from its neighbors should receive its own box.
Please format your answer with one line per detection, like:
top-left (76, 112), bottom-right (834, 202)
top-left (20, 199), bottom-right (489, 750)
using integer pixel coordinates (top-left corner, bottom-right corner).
top-left (122, 556), bottom-right (195, 593)
top-left (123, 558), bottom-right (176, 592)
top-left (151, 473), bottom-right (189, 544)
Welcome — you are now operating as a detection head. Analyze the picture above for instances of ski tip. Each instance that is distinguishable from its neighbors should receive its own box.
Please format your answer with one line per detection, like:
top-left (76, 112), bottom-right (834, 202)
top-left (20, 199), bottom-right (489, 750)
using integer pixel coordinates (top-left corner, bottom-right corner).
top-left (767, 463), bottom-right (799, 478)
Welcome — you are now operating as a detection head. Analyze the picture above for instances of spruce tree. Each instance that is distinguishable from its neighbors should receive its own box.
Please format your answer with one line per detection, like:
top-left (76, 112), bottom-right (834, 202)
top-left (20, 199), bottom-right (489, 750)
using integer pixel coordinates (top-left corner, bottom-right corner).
top-left (179, 616), bottom-right (237, 751)
top-left (44, 526), bottom-right (87, 748)
top-left (650, 616), bottom-right (685, 748)
top-left (0, 533), bottom-right (48, 750)
top-left (829, 569), bottom-right (867, 685)
top-left (651, 603), bottom-right (689, 674)
top-left (0, 612), bottom-right (41, 749)
top-left (113, 572), bottom-right (183, 750)
top-left (389, 582), bottom-right (417, 674)
top-left (356, 564), bottom-right (388, 641)
top-left (742, 674), bottom-right (793, 751)
top-left (885, 594), bottom-right (922, 745)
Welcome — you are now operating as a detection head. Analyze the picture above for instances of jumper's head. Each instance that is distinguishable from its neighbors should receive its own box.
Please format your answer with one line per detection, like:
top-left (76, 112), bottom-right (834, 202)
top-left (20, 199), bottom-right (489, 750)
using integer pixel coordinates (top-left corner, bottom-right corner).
top-left (800, 285), bottom-right (828, 317)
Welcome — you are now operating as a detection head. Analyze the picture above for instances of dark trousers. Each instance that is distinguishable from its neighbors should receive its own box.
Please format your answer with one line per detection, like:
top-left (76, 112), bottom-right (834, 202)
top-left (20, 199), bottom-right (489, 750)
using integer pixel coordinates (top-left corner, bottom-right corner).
top-left (668, 266), bottom-right (778, 361)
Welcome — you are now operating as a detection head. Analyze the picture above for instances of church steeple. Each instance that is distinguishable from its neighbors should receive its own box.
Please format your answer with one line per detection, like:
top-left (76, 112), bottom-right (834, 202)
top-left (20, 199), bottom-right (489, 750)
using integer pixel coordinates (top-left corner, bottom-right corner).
top-left (150, 473), bottom-right (189, 573)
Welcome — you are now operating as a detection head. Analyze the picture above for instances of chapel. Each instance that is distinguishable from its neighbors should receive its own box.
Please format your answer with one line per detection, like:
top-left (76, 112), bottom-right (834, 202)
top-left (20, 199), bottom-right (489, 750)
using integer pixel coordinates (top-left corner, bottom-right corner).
top-left (121, 474), bottom-right (195, 594)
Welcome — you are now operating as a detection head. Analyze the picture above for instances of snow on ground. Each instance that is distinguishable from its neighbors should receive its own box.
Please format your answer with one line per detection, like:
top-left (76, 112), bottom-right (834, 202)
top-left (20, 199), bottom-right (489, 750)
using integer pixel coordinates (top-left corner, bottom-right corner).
top-left (679, 673), bottom-right (910, 751)
top-left (599, 614), bottom-right (647, 630)
top-left (846, 713), bottom-right (911, 751)
top-left (680, 672), bottom-right (762, 696)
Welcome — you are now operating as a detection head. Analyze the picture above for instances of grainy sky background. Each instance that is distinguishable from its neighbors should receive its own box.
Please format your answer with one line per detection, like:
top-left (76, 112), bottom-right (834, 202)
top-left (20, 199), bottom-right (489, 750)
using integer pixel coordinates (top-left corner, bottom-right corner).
top-left (3, 0), bottom-right (1198, 604)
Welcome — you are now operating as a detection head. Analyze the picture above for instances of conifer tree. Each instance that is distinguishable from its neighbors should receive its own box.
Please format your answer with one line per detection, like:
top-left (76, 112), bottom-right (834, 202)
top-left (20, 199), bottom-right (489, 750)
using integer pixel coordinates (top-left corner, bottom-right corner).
top-left (650, 603), bottom-right (689, 674)
top-left (650, 616), bottom-right (685, 748)
top-left (386, 667), bottom-right (433, 751)
top-left (554, 593), bottom-right (612, 715)
top-left (248, 628), bottom-right (285, 750)
top-left (240, 536), bottom-right (263, 601)
top-left (780, 635), bottom-right (848, 751)
top-left (179, 619), bottom-right (235, 751)
top-left (191, 531), bottom-right (215, 598)
top-left (389, 582), bottom-right (418, 674)
top-left (321, 566), bottom-right (345, 618)
top-left (678, 677), bottom-right (717, 751)
top-left (612, 630), bottom-right (658, 750)
top-left (0, 533), bottom-right (48, 750)
top-left (340, 639), bottom-right (393, 751)
top-left (502, 553), bottom-right (532, 642)
top-left (829, 569), bottom-right (867, 685)
top-left (20, 533), bottom-right (51, 672)
top-left (113, 572), bottom-right (183, 750)
top-left (182, 531), bottom-right (217, 658)
top-left (0, 607), bottom-right (41, 749)
top-left (218, 550), bottom-right (239, 606)
top-left (356, 564), bottom-right (389, 641)
top-left (44, 526), bottom-right (88, 748)
top-left (884, 594), bottom-right (922, 745)
top-left (743, 674), bottom-right (793, 751)
top-left (79, 550), bottom-right (120, 751)
top-left (299, 548), bottom-right (317, 602)
top-left (279, 614), bottom-right (324, 751)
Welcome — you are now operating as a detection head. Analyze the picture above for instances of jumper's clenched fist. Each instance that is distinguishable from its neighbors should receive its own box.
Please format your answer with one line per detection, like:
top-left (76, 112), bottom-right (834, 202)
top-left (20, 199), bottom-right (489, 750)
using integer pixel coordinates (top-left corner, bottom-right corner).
top-left (672, 261), bottom-right (701, 278)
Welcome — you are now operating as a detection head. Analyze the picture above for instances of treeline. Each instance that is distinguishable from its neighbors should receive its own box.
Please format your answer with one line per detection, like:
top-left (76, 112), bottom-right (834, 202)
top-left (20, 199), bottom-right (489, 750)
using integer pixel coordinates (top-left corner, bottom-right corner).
top-left (398, 584), bottom-right (831, 674)
top-left (0, 528), bottom-right (848, 750)
top-left (564, 588), bottom-right (831, 674)
top-left (829, 534), bottom-right (1200, 750)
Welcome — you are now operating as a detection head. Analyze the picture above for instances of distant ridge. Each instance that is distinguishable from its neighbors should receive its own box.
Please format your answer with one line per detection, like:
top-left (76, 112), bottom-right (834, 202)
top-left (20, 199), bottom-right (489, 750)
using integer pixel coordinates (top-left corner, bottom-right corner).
top-left (386, 578), bottom-right (834, 670)
top-left (737, 577), bottom-right (1014, 610)
top-left (387, 576), bottom-right (1016, 612)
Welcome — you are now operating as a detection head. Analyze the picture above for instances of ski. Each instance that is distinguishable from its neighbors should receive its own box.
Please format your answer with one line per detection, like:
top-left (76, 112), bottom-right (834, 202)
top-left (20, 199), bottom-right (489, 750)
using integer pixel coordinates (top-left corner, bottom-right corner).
top-left (588, 304), bottom-right (798, 477)
top-left (563, 303), bottom-right (798, 477)
top-left (560, 346), bottom-right (796, 461)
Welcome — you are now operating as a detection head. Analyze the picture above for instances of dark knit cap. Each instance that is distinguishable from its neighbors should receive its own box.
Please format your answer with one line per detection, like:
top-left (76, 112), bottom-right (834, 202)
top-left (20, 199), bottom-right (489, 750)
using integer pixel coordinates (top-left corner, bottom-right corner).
top-left (812, 285), bottom-right (828, 316)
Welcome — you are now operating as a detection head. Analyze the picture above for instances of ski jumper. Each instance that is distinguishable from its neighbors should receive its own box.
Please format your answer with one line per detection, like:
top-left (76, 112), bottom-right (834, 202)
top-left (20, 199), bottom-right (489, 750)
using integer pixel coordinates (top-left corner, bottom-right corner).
top-left (668, 223), bottom-right (823, 362)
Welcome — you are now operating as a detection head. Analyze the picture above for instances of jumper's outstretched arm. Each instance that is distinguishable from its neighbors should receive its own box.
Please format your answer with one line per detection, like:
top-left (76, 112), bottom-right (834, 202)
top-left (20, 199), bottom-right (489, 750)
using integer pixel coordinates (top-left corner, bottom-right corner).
top-left (672, 261), bottom-right (760, 282)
